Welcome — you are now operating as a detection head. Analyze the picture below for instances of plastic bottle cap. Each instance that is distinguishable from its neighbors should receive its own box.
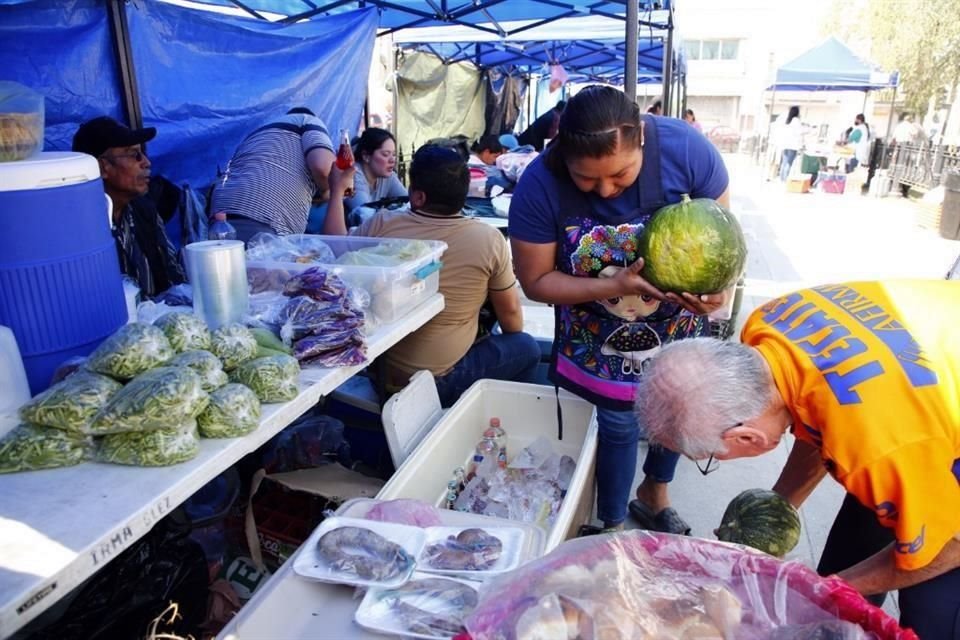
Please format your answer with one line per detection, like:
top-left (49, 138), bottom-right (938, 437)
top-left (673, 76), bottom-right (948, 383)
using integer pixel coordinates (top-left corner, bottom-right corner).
top-left (214, 211), bottom-right (227, 221)
top-left (482, 428), bottom-right (498, 438)
top-left (489, 417), bottom-right (501, 428)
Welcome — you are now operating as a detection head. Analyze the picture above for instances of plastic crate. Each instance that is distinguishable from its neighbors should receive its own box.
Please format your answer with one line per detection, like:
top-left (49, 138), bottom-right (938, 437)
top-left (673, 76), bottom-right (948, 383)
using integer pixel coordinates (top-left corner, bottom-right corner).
top-left (818, 171), bottom-right (847, 194)
top-left (247, 235), bottom-right (447, 324)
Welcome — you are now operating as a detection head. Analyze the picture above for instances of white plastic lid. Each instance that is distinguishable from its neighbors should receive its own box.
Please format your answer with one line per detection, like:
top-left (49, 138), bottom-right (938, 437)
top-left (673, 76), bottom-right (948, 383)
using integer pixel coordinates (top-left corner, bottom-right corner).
top-left (0, 151), bottom-right (101, 192)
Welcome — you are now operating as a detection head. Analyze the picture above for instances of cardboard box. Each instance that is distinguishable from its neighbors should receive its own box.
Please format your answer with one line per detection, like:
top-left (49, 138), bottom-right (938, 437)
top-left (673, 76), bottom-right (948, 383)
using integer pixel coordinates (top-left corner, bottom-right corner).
top-left (787, 176), bottom-right (812, 193)
top-left (819, 171), bottom-right (847, 194)
top-left (242, 464), bottom-right (384, 570)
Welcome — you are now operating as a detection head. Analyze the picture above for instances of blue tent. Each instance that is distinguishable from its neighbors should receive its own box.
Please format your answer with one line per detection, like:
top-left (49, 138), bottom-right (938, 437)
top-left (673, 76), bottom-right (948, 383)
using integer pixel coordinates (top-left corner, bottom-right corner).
top-left (182, 0), bottom-right (672, 36)
top-left (391, 13), bottom-right (676, 83)
top-left (769, 37), bottom-right (898, 92)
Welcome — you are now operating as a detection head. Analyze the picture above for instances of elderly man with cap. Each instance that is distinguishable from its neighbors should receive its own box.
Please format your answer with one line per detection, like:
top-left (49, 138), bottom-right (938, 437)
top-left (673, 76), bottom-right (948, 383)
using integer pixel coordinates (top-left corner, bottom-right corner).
top-left (634, 279), bottom-right (960, 638)
top-left (73, 116), bottom-right (185, 298)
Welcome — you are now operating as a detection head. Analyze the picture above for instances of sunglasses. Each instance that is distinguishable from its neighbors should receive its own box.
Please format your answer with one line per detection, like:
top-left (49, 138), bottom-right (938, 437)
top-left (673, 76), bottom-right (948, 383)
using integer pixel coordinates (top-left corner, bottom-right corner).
top-left (101, 150), bottom-right (146, 162)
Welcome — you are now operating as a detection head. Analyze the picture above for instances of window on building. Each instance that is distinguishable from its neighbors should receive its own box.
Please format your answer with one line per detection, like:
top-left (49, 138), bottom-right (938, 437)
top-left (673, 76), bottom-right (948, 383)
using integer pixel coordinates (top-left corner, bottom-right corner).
top-left (701, 40), bottom-right (720, 60)
top-left (721, 40), bottom-right (739, 60)
top-left (682, 39), bottom-right (740, 61)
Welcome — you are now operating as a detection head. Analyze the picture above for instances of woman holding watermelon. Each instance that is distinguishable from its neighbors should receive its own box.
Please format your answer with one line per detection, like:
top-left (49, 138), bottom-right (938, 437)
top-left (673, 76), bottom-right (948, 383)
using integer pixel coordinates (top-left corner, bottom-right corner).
top-left (508, 85), bottom-right (732, 533)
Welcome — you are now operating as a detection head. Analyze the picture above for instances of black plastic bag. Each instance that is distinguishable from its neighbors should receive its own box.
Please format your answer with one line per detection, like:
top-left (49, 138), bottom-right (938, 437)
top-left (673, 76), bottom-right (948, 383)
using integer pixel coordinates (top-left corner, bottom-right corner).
top-left (27, 516), bottom-right (208, 640)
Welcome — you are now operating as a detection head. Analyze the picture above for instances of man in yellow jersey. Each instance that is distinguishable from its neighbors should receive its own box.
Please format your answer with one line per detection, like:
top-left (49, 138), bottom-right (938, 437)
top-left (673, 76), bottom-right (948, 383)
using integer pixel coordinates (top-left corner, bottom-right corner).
top-left (634, 280), bottom-right (960, 637)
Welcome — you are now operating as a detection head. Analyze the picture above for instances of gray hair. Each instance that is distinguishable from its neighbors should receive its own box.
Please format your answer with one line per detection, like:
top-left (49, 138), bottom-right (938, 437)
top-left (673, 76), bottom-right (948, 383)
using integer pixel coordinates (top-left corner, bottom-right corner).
top-left (635, 338), bottom-right (775, 458)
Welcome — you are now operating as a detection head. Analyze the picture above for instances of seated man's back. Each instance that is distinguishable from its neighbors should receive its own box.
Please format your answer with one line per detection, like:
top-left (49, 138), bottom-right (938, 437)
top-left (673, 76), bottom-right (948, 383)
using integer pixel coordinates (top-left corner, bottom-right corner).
top-left (325, 144), bottom-right (540, 407)
top-left (356, 208), bottom-right (512, 385)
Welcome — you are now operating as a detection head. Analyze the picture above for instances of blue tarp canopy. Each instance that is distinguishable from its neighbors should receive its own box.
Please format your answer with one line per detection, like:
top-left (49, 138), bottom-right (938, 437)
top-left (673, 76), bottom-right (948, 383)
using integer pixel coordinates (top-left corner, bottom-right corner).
top-left (0, 0), bottom-right (378, 188)
top-left (392, 13), bottom-right (676, 83)
top-left (768, 37), bottom-right (898, 92)
top-left (179, 0), bottom-right (672, 36)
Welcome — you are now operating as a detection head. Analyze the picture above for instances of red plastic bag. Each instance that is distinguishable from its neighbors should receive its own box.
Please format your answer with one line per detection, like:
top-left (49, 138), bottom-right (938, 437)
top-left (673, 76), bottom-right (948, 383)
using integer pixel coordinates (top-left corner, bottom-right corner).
top-left (462, 531), bottom-right (917, 640)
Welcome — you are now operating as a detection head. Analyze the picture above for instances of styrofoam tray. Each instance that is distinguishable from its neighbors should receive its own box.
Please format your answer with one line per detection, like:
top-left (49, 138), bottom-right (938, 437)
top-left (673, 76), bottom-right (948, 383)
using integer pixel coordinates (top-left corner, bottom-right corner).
top-left (416, 526), bottom-right (525, 577)
top-left (292, 516), bottom-right (426, 589)
top-left (354, 571), bottom-right (480, 640)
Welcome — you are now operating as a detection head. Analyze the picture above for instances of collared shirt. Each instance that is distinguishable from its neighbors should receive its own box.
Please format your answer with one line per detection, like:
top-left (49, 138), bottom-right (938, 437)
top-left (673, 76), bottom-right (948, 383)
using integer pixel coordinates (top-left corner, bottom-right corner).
top-left (113, 199), bottom-right (187, 298)
top-left (742, 280), bottom-right (960, 571)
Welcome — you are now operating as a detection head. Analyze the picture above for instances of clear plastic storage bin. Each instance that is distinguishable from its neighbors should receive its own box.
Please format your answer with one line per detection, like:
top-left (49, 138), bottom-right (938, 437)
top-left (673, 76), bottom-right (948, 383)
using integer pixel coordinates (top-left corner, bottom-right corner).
top-left (246, 235), bottom-right (446, 324)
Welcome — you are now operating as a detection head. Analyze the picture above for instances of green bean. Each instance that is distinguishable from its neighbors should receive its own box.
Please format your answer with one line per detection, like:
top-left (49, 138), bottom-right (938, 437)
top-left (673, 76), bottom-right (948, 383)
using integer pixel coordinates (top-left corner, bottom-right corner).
top-left (0, 424), bottom-right (88, 473)
top-left (167, 350), bottom-right (228, 392)
top-left (228, 355), bottom-right (300, 403)
top-left (197, 383), bottom-right (262, 438)
top-left (19, 371), bottom-right (122, 433)
top-left (210, 324), bottom-right (258, 371)
top-left (89, 366), bottom-right (209, 435)
top-left (154, 312), bottom-right (212, 353)
top-left (87, 323), bottom-right (175, 380)
top-left (97, 421), bottom-right (199, 466)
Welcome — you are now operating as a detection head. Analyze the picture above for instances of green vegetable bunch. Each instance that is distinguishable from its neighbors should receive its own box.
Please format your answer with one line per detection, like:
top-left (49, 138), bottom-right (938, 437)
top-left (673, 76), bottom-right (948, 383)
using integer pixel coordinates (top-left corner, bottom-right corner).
top-left (19, 371), bottom-right (122, 434)
top-left (87, 323), bottom-right (174, 380)
top-left (154, 312), bottom-right (212, 353)
top-left (97, 421), bottom-right (200, 467)
top-left (90, 366), bottom-right (209, 435)
top-left (0, 424), bottom-right (88, 473)
top-left (197, 383), bottom-right (262, 438)
top-left (211, 324), bottom-right (258, 371)
top-left (167, 350), bottom-right (228, 392)
top-left (229, 354), bottom-right (300, 403)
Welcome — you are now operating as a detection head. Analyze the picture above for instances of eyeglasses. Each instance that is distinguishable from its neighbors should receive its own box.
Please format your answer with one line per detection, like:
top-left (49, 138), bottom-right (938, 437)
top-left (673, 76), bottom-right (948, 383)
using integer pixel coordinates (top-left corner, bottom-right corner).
top-left (101, 150), bottom-right (146, 163)
top-left (696, 454), bottom-right (719, 476)
top-left (694, 421), bottom-right (745, 476)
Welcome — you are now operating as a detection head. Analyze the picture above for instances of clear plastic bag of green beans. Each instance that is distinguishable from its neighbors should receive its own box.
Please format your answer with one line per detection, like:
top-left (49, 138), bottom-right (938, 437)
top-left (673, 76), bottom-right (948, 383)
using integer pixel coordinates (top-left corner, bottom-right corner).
top-left (19, 371), bottom-right (123, 433)
top-left (97, 420), bottom-right (200, 467)
top-left (154, 312), bottom-right (212, 353)
top-left (167, 350), bottom-right (228, 393)
top-left (229, 354), bottom-right (300, 403)
top-left (89, 366), bottom-right (209, 435)
top-left (87, 323), bottom-right (175, 381)
top-left (0, 424), bottom-right (89, 473)
top-left (197, 383), bottom-right (262, 438)
top-left (210, 323), bottom-right (258, 371)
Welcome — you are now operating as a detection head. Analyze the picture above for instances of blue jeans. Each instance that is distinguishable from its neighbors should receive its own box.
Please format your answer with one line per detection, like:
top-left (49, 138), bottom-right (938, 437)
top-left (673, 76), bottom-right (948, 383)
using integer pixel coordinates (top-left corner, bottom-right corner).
top-left (434, 332), bottom-right (540, 408)
top-left (595, 408), bottom-right (681, 527)
top-left (779, 148), bottom-right (798, 182)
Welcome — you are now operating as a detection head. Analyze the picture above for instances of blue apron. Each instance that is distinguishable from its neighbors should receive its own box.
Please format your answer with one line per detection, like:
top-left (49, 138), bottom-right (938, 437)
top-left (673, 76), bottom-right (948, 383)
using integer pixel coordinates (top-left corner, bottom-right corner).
top-left (549, 116), bottom-right (708, 411)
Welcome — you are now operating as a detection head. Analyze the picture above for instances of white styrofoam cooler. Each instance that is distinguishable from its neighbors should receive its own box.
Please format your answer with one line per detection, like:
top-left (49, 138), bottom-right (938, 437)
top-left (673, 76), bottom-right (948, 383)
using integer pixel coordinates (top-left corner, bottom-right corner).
top-left (247, 235), bottom-right (446, 324)
top-left (378, 379), bottom-right (598, 551)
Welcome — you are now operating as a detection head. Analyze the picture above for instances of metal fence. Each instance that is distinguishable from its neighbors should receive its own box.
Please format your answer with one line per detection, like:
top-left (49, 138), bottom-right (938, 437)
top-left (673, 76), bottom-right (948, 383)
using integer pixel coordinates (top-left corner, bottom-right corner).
top-left (883, 142), bottom-right (960, 192)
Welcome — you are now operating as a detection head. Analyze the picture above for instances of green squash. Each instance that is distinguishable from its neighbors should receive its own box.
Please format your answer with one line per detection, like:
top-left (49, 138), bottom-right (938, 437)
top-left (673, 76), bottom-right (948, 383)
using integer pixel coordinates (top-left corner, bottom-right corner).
top-left (638, 194), bottom-right (747, 294)
top-left (715, 489), bottom-right (801, 558)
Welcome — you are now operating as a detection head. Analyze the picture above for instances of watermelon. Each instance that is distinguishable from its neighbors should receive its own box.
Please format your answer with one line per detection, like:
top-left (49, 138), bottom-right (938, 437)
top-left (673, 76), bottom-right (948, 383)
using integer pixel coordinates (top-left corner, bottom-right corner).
top-left (638, 194), bottom-right (747, 294)
top-left (715, 489), bottom-right (801, 558)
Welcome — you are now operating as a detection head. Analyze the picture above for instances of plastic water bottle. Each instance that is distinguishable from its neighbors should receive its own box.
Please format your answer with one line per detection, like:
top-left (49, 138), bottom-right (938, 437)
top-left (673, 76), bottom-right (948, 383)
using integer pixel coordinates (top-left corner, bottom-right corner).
top-left (208, 211), bottom-right (237, 241)
top-left (487, 417), bottom-right (507, 468)
top-left (467, 429), bottom-right (500, 481)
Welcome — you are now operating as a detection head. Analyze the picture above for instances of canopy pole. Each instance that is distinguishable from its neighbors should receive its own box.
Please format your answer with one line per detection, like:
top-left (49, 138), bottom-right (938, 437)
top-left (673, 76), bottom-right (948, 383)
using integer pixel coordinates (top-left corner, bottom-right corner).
top-left (862, 90), bottom-right (868, 113)
top-left (106, 0), bottom-right (142, 129)
top-left (624, 0), bottom-right (638, 101)
top-left (660, 7), bottom-right (674, 113)
top-left (884, 83), bottom-right (898, 139)
top-left (764, 86), bottom-right (777, 175)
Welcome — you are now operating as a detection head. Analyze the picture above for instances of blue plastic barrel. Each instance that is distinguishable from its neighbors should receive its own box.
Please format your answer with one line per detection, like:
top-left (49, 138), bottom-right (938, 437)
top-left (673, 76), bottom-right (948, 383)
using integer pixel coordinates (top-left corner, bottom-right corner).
top-left (0, 152), bottom-right (127, 394)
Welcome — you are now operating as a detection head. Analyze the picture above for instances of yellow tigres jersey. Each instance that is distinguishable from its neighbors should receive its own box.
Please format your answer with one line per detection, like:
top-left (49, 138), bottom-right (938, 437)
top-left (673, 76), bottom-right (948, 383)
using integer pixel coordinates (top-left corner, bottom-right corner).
top-left (742, 280), bottom-right (960, 570)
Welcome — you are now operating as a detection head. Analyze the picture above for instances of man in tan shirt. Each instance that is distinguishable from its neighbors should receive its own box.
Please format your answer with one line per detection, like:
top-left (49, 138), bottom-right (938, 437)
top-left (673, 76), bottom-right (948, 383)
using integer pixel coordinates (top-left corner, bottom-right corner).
top-left (325, 144), bottom-right (540, 406)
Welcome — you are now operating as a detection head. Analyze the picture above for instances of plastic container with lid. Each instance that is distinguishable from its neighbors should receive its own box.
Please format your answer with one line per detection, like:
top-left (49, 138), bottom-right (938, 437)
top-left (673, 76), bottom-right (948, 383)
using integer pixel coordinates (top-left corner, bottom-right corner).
top-left (246, 235), bottom-right (447, 324)
top-left (0, 81), bottom-right (44, 162)
top-left (0, 152), bottom-right (126, 394)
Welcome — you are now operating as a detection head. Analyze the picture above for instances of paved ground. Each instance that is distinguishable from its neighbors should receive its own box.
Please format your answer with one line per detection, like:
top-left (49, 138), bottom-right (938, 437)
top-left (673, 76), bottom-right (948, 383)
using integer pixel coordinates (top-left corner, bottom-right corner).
top-left (618, 153), bottom-right (960, 618)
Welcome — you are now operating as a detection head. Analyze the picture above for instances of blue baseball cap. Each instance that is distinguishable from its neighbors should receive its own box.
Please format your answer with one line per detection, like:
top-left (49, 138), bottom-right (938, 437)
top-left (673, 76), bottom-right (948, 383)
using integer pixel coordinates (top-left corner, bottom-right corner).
top-left (498, 133), bottom-right (520, 151)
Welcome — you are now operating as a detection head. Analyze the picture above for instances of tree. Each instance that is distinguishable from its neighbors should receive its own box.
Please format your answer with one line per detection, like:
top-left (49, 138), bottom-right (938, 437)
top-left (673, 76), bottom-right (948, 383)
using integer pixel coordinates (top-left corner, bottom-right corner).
top-left (823, 0), bottom-right (960, 124)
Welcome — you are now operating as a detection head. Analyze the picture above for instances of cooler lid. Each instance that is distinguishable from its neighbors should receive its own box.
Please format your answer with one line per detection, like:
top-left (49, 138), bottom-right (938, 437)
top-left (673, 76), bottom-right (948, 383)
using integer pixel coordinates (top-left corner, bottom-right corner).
top-left (0, 151), bottom-right (101, 192)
